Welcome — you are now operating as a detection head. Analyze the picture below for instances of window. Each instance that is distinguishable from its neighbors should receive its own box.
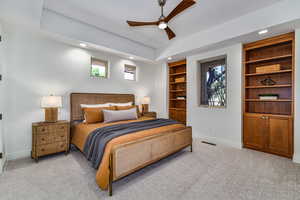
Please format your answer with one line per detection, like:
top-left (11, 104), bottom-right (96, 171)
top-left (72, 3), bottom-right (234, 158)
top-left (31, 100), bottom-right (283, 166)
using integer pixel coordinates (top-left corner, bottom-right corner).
top-left (199, 56), bottom-right (226, 107)
top-left (90, 58), bottom-right (108, 78)
top-left (124, 65), bottom-right (136, 81)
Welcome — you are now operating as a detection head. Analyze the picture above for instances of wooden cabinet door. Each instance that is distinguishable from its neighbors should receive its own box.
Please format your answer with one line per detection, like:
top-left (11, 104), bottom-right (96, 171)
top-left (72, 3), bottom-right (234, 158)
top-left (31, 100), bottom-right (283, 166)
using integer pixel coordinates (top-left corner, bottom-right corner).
top-left (243, 114), bottom-right (266, 150)
top-left (267, 116), bottom-right (293, 157)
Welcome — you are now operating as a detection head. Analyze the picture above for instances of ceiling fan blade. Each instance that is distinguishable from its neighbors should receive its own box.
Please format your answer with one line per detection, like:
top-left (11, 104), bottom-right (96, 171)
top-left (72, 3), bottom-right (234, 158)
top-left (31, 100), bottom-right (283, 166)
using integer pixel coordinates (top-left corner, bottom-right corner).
top-left (165, 0), bottom-right (196, 23)
top-left (165, 27), bottom-right (176, 40)
top-left (127, 20), bottom-right (158, 26)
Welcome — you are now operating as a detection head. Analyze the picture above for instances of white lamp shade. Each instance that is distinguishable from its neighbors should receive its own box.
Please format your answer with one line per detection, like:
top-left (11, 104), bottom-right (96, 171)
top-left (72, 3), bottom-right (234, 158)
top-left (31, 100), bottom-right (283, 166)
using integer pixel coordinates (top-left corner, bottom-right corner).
top-left (41, 96), bottom-right (62, 108)
top-left (141, 96), bottom-right (151, 104)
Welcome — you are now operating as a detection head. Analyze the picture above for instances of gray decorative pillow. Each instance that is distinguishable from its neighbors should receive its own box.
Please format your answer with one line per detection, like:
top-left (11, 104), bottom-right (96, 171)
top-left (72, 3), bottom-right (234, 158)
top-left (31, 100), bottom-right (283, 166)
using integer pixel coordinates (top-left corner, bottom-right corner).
top-left (103, 108), bottom-right (138, 123)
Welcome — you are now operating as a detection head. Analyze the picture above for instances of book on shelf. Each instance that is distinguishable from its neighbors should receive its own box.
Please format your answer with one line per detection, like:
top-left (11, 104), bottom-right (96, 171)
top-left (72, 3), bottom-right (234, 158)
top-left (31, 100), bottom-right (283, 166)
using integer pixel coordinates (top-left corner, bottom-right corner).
top-left (258, 94), bottom-right (279, 100)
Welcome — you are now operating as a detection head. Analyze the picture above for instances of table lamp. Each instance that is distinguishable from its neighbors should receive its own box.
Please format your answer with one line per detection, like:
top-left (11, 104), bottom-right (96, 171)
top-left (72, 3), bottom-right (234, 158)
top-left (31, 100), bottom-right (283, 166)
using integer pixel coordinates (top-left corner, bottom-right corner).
top-left (41, 95), bottom-right (62, 122)
top-left (141, 96), bottom-right (150, 114)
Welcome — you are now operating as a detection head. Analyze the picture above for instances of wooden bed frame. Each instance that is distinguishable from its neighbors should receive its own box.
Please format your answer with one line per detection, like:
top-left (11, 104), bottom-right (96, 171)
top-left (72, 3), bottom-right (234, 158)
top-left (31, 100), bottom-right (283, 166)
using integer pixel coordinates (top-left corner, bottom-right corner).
top-left (70, 93), bottom-right (193, 196)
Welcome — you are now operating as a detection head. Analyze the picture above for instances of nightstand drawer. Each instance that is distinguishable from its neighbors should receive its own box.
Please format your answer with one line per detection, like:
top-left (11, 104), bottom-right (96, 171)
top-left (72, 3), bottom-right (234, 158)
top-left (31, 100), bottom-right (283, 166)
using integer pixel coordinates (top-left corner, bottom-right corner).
top-left (54, 132), bottom-right (67, 142)
top-left (37, 134), bottom-right (53, 145)
top-left (143, 112), bottom-right (157, 118)
top-left (37, 126), bottom-right (49, 134)
top-left (55, 124), bottom-right (68, 132)
top-left (37, 142), bottom-right (67, 156)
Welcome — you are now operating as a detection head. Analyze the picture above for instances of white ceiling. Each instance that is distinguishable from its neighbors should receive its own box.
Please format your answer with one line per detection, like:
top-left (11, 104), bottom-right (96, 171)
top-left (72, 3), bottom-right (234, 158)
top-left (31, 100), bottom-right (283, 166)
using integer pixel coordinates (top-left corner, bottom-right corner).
top-left (44, 0), bottom-right (283, 49)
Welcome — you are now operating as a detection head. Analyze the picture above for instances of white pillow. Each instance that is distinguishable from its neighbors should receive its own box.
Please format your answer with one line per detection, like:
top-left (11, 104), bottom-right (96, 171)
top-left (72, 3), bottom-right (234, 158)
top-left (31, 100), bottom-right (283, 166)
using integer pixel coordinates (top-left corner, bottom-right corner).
top-left (109, 102), bottom-right (133, 106)
top-left (103, 108), bottom-right (137, 123)
top-left (80, 103), bottom-right (111, 108)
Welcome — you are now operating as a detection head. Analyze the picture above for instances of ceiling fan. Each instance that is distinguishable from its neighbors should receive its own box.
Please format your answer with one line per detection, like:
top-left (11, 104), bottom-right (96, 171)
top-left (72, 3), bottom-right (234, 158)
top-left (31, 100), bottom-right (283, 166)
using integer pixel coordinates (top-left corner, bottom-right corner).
top-left (127, 0), bottom-right (196, 40)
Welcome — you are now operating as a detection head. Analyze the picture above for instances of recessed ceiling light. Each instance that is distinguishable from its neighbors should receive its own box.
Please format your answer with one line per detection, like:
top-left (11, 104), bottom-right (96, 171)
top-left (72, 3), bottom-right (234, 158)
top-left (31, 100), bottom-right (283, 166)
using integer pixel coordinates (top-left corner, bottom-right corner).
top-left (258, 29), bottom-right (268, 35)
top-left (168, 57), bottom-right (172, 60)
top-left (129, 56), bottom-right (134, 60)
top-left (79, 43), bottom-right (87, 48)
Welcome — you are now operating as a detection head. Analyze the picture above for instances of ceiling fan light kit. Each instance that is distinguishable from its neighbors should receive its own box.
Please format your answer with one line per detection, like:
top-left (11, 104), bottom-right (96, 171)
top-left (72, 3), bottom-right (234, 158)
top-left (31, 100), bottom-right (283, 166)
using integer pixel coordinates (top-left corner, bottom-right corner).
top-left (127, 0), bottom-right (196, 40)
top-left (158, 21), bottom-right (167, 29)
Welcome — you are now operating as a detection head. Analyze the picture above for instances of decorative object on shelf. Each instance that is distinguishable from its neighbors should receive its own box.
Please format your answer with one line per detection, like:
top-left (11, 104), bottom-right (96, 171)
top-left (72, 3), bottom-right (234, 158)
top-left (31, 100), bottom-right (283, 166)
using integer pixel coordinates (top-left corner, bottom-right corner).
top-left (256, 64), bottom-right (280, 74)
top-left (176, 96), bottom-right (186, 100)
top-left (175, 77), bottom-right (185, 83)
top-left (141, 96), bottom-right (150, 114)
top-left (258, 94), bottom-right (279, 100)
top-left (199, 56), bottom-right (226, 107)
top-left (261, 77), bottom-right (276, 86)
top-left (41, 95), bottom-right (62, 122)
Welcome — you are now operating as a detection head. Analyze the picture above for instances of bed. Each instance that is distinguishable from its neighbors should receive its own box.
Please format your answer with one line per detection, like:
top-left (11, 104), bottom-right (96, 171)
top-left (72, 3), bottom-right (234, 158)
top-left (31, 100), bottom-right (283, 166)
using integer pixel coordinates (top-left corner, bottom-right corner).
top-left (70, 93), bottom-right (193, 196)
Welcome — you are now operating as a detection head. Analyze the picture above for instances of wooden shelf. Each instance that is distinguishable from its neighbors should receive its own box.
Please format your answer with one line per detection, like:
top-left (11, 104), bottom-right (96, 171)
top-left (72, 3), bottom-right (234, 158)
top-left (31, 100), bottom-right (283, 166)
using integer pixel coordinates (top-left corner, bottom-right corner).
top-left (245, 99), bottom-right (292, 102)
top-left (168, 59), bottom-right (187, 124)
top-left (245, 69), bottom-right (292, 77)
top-left (168, 60), bottom-right (186, 67)
top-left (245, 84), bottom-right (292, 89)
top-left (169, 72), bottom-right (186, 76)
top-left (169, 108), bottom-right (186, 111)
top-left (244, 112), bottom-right (292, 117)
top-left (170, 90), bottom-right (186, 92)
top-left (242, 33), bottom-right (294, 158)
top-left (245, 54), bottom-right (292, 64)
top-left (170, 99), bottom-right (186, 101)
top-left (170, 81), bottom-right (186, 84)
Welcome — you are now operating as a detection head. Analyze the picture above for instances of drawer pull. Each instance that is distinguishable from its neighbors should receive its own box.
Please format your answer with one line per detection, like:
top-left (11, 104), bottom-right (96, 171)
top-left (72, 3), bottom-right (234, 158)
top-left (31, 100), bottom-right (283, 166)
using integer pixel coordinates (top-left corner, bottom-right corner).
top-left (61, 135), bottom-right (64, 138)
top-left (42, 138), bottom-right (45, 141)
top-left (41, 148), bottom-right (45, 151)
top-left (60, 145), bottom-right (64, 148)
top-left (42, 128), bottom-right (45, 131)
top-left (60, 126), bottom-right (64, 129)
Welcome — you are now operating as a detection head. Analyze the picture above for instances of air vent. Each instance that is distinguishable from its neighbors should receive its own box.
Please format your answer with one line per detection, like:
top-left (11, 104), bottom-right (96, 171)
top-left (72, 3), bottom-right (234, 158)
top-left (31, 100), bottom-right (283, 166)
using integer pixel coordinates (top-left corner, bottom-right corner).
top-left (201, 141), bottom-right (216, 146)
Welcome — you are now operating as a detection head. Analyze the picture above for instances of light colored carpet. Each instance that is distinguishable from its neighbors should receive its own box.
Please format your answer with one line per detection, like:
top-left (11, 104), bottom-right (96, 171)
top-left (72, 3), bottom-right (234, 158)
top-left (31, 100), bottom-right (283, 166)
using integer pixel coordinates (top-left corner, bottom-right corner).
top-left (1, 139), bottom-right (300, 200)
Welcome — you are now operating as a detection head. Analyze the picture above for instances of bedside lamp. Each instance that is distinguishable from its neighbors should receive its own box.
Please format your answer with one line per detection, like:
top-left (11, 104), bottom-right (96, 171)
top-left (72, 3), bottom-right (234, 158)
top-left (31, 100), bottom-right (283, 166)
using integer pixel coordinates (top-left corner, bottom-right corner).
top-left (41, 95), bottom-right (62, 123)
top-left (141, 96), bottom-right (150, 114)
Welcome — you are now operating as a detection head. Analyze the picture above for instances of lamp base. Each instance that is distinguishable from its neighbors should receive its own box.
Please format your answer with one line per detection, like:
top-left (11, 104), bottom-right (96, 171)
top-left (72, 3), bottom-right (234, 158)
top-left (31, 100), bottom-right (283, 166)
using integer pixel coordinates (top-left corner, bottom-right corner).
top-left (142, 104), bottom-right (149, 114)
top-left (44, 108), bottom-right (58, 123)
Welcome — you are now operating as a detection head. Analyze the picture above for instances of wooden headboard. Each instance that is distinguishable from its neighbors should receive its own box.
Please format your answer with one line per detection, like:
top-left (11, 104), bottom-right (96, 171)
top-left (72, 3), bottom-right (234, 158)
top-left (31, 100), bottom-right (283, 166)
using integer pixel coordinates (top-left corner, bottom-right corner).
top-left (70, 93), bottom-right (135, 122)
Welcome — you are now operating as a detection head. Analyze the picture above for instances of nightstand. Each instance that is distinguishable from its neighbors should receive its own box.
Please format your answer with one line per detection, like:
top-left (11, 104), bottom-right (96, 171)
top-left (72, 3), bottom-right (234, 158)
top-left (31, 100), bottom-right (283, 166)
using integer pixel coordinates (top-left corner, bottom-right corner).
top-left (142, 112), bottom-right (157, 118)
top-left (32, 120), bottom-right (70, 162)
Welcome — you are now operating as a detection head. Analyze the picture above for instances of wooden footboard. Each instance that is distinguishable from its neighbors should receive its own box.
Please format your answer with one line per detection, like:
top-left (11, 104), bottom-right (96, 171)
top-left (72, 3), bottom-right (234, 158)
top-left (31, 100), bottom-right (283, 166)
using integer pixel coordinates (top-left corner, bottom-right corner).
top-left (108, 126), bottom-right (192, 196)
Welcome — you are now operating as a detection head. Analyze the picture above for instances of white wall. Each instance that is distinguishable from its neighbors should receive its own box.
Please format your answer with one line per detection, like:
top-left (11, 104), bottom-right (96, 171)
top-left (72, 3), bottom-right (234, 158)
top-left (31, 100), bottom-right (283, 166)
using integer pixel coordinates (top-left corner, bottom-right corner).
top-left (0, 22), bottom-right (6, 171)
top-left (187, 44), bottom-right (243, 148)
top-left (294, 29), bottom-right (300, 163)
top-left (2, 24), bottom-right (166, 160)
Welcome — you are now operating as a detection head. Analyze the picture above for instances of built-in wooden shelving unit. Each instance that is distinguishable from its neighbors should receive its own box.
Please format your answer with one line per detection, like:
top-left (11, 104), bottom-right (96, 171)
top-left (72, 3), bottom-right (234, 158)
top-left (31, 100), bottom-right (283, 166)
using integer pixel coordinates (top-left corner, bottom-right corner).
top-left (168, 59), bottom-right (187, 124)
top-left (243, 32), bottom-right (294, 158)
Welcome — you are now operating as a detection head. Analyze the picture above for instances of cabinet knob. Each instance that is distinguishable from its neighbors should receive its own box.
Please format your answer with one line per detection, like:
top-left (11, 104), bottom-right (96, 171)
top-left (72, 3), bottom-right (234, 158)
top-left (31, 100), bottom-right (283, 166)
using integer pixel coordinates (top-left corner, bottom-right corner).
top-left (41, 148), bottom-right (45, 151)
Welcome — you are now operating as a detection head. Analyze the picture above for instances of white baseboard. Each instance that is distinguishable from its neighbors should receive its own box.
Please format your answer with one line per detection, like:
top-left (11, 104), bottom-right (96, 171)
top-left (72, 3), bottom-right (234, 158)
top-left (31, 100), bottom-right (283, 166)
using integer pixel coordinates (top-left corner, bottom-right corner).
top-left (7, 149), bottom-right (31, 160)
top-left (293, 154), bottom-right (300, 164)
top-left (194, 135), bottom-right (242, 149)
